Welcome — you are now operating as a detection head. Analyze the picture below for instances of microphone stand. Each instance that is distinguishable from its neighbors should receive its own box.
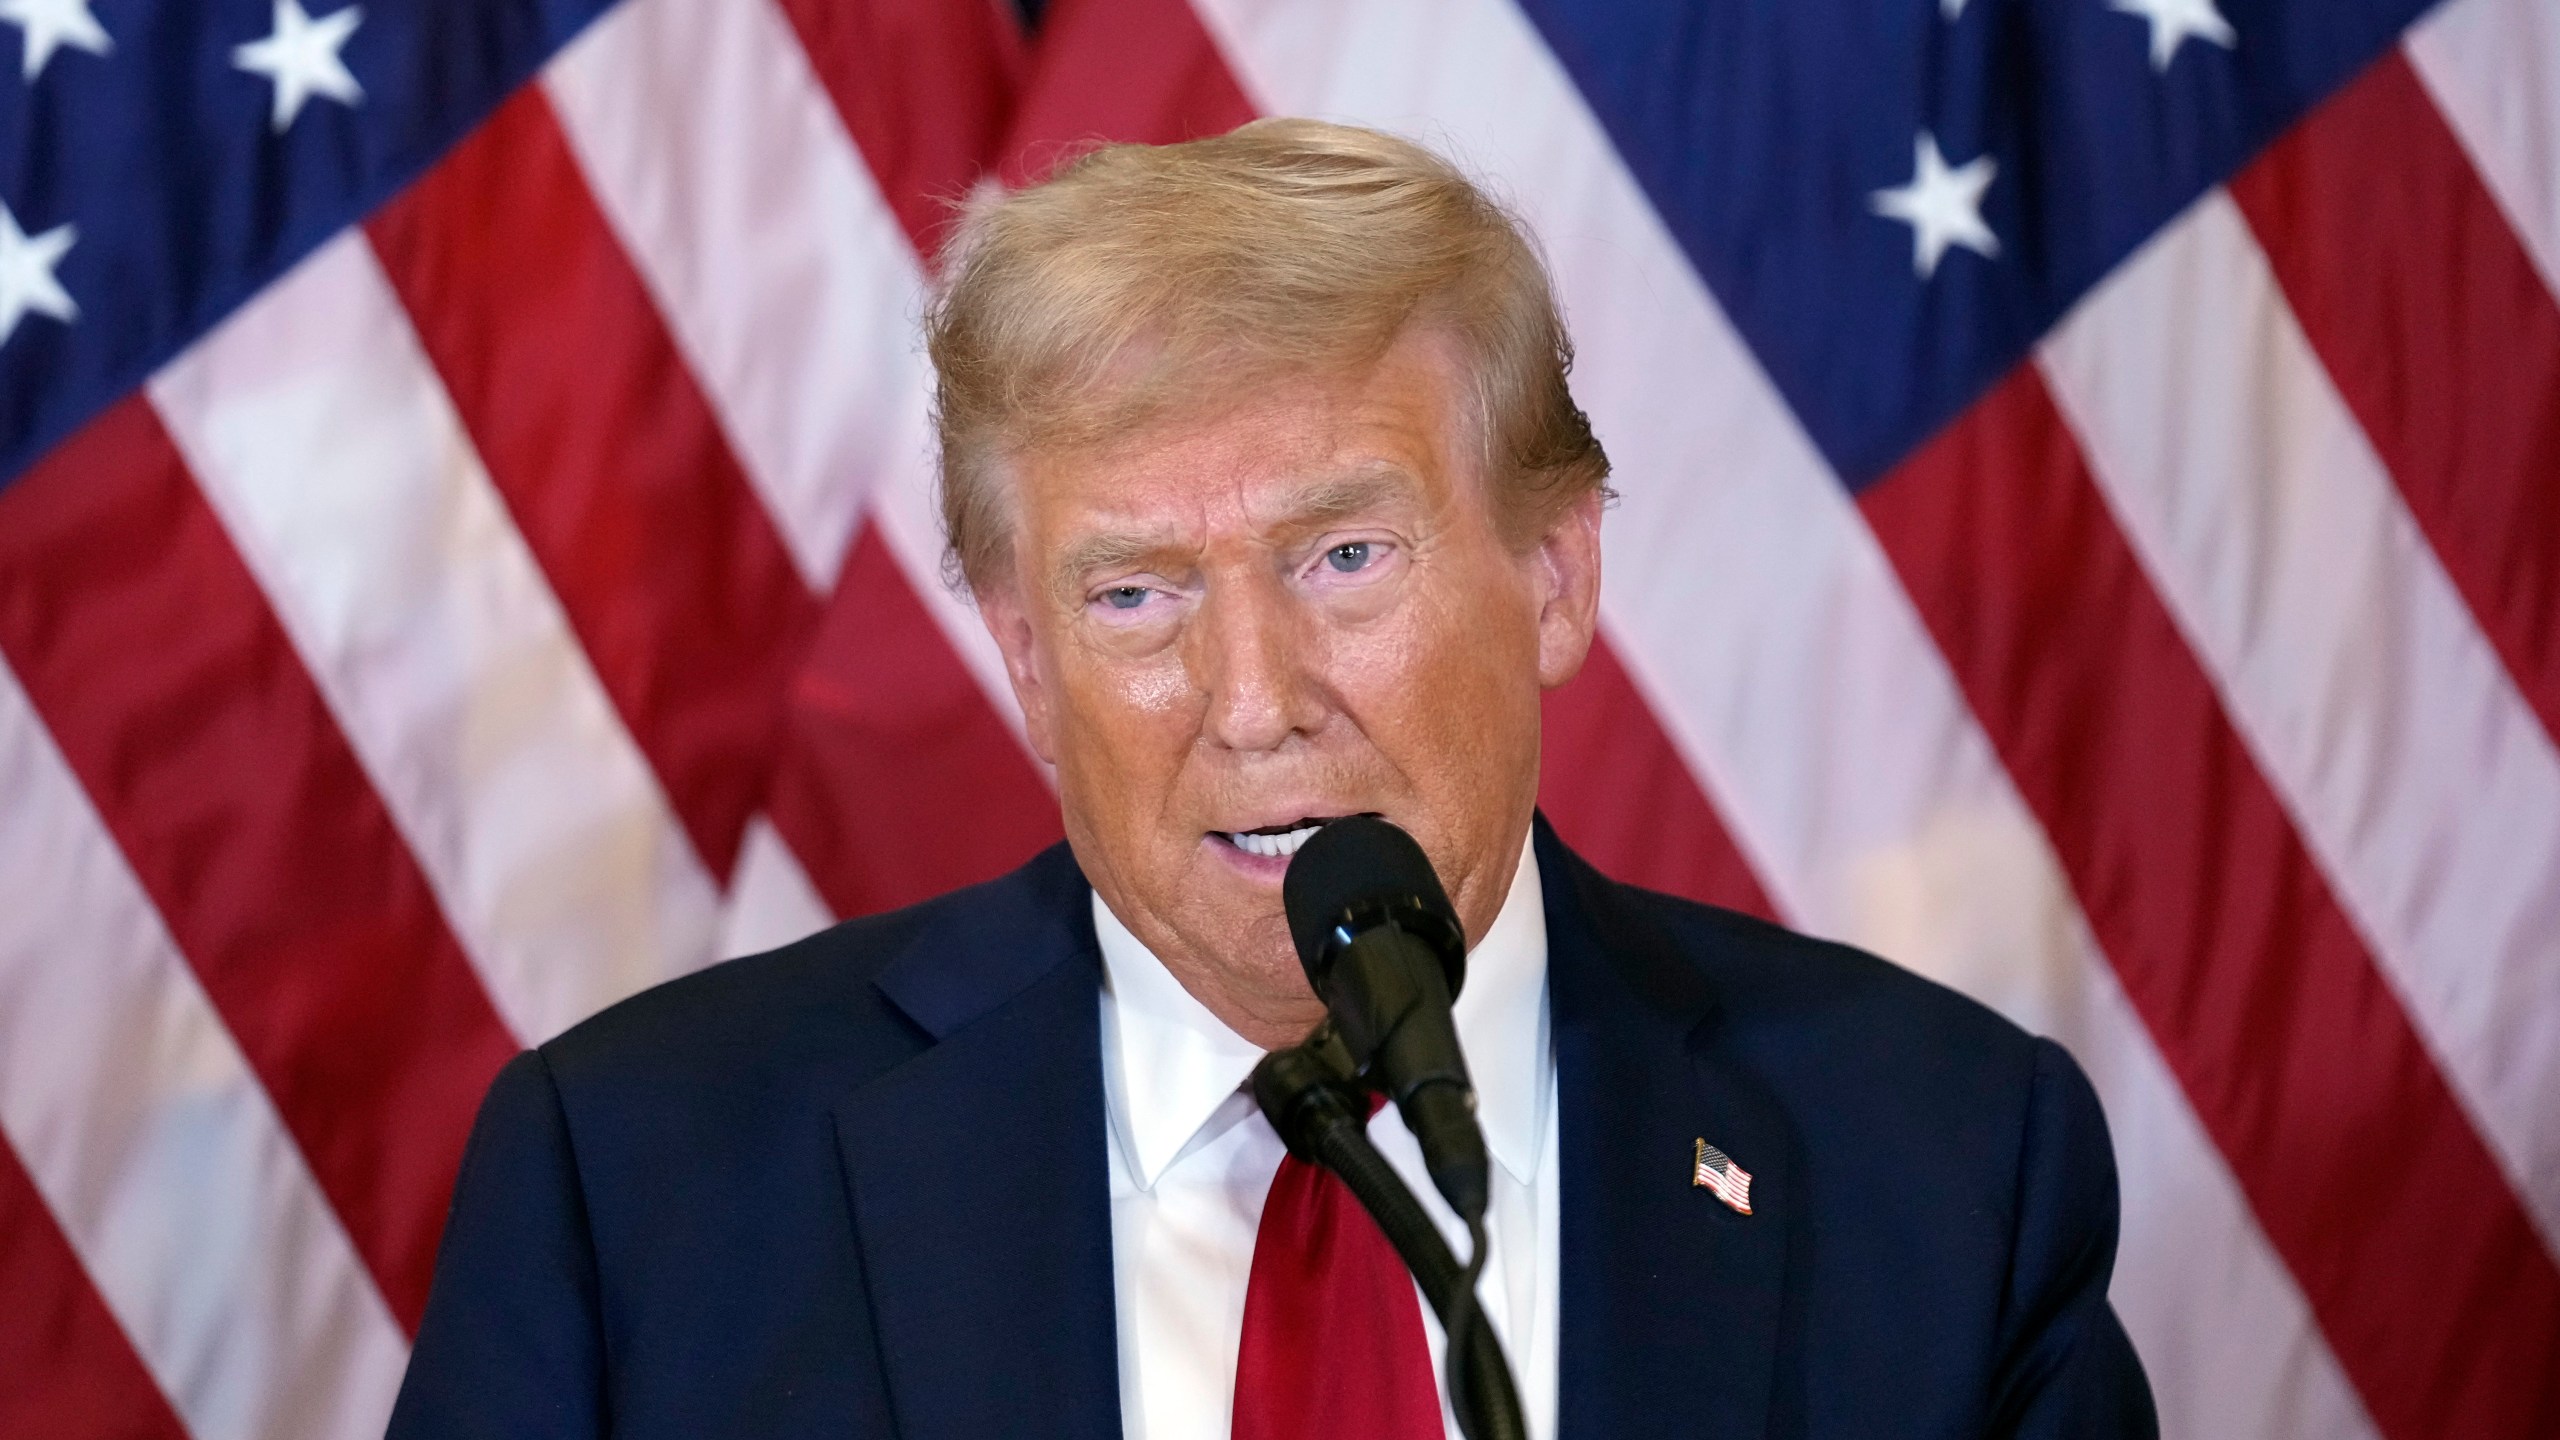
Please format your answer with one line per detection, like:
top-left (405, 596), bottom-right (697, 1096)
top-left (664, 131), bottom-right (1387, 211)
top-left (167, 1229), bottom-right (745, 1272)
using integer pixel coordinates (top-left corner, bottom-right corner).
top-left (1252, 1032), bottom-right (1529, 1440)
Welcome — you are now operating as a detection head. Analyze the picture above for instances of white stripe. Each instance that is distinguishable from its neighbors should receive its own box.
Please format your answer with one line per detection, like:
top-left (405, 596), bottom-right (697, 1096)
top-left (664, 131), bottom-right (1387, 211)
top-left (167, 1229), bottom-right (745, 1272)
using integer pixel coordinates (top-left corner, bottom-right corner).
top-left (720, 814), bottom-right (838, 959)
top-left (1188, 1), bottom-right (2374, 1430)
top-left (541, 0), bottom-right (1027, 746)
top-left (0, 661), bottom-right (408, 1440)
top-left (147, 233), bottom-right (724, 1046)
top-left (2408, 0), bottom-right (2560, 300)
top-left (2039, 192), bottom-right (2560, 1248)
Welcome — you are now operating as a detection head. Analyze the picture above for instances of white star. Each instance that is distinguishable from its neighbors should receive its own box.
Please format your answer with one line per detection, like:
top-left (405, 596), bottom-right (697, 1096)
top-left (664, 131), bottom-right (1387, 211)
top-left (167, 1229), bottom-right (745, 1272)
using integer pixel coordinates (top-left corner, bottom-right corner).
top-left (0, 0), bottom-right (112, 82)
top-left (2110, 0), bottom-right (2236, 71)
top-left (232, 0), bottom-right (363, 132)
top-left (0, 199), bottom-right (76, 346)
top-left (1869, 131), bottom-right (2001, 279)
top-left (1942, 0), bottom-right (1970, 18)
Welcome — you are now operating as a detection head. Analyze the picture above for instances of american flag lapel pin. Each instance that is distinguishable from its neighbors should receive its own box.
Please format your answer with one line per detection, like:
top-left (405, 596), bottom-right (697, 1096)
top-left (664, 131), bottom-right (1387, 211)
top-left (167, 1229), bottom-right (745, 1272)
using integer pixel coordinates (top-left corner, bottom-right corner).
top-left (1693, 1138), bottom-right (1753, 1215)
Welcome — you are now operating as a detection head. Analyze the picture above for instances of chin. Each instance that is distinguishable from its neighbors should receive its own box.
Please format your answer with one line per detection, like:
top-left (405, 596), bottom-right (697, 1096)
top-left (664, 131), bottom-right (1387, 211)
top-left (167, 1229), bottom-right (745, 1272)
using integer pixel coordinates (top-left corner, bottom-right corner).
top-left (1181, 900), bottom-right (1300, 984)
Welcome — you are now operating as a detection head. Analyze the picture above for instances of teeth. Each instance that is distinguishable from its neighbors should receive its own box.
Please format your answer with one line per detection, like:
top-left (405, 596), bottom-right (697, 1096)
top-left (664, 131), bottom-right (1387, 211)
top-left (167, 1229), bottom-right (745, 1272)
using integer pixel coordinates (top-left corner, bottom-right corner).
top-left (1229, 824), bottom-right (1322, 859)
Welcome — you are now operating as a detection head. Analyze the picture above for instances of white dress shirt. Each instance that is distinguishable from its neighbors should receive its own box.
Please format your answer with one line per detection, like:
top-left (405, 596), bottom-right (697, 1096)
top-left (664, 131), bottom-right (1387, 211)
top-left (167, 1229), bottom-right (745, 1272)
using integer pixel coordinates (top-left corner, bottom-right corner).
top-left (1095, 834), bottom-right (1559, 1440)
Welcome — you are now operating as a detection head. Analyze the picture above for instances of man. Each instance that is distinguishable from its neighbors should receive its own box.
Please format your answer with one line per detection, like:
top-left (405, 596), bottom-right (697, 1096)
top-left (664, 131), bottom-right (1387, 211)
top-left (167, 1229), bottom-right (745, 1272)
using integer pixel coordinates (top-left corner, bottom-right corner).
top-left (388, 120), bottom-right (2155, 1439)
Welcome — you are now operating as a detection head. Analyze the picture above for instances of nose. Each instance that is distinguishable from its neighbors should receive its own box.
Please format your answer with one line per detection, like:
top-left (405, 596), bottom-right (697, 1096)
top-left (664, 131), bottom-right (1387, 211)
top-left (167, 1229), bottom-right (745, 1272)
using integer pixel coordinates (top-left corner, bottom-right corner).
top-left (1194, 571), bottom-right (1326, 753)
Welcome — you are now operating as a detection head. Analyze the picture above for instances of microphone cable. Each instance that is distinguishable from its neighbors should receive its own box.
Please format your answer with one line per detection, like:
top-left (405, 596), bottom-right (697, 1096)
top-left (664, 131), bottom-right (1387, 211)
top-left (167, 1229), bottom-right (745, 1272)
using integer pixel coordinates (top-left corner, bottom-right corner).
top-left (1445, 1213), bottom-right (1494, 1440)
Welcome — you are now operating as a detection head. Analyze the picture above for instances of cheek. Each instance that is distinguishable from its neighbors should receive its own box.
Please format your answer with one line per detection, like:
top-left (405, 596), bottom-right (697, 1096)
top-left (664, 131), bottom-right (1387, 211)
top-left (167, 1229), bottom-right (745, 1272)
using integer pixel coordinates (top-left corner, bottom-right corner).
top-left (1328, 569), bottom-right (1541, 753)
top-left (1107, 658), bottom-right (1197, 724)
top-left (1046, 648), bottom-right (1200, 803)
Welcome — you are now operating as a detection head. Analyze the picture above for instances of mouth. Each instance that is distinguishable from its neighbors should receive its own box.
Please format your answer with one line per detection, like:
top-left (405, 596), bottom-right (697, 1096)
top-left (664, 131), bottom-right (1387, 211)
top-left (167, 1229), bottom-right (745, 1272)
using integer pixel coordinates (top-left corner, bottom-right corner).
top-left (1210, 816), bottom-right (1350, 862)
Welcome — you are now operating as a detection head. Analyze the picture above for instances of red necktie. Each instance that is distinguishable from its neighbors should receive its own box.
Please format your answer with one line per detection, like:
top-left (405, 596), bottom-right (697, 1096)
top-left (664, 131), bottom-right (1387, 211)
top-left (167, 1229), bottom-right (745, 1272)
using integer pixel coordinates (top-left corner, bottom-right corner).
top-left (1232, 1101), bottom-right (1444, 1440)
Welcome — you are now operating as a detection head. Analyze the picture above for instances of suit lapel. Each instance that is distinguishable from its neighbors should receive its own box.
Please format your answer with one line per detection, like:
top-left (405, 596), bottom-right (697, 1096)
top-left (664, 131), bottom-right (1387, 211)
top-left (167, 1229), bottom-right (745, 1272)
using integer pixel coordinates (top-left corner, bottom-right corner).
top-left (1544, 826), bottom-right (1796, 1439)
top-left (832, 846), bottom-right (1123, 1440)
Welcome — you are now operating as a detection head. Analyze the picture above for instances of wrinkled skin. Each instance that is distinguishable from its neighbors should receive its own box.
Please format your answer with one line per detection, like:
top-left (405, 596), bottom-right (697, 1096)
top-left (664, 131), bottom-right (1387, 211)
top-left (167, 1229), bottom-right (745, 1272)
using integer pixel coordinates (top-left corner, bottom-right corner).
top-left (976, 329), bottom-right (1603, 1049)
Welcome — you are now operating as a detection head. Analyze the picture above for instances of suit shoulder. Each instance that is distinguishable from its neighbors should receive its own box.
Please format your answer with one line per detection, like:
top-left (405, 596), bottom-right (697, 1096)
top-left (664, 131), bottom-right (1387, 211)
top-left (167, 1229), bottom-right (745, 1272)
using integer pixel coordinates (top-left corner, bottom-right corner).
top-left (547, 912), bottom-right (905, 1063)
top-left (1635, 881), bottom-right (2030, 1036)
top-left (1600, 875), bottom-right (2045, 1099)
top-left (536, 863), bottom-right (1044, 1101)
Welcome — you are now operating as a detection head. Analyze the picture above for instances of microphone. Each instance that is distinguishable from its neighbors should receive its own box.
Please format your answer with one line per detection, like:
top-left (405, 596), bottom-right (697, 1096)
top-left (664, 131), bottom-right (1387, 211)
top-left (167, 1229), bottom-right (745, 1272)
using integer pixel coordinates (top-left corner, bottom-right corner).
top-left (1282, 815), bottom-right (1490, 1224)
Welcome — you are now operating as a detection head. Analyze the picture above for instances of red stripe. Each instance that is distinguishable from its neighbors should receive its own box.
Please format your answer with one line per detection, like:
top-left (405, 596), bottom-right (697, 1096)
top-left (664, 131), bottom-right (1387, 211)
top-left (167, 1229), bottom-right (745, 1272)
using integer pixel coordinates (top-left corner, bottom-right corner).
top-left (1860, 367), bottom-right (2560, 1440)
top-left (0, 398), bottom-right (519, 1332)
top-left (770, 0), bottom-right (1026, 259)
top-left (998, 0), bottom-right (1258, 183)
top-left (0, 1136), bottom-right (188, 1440)
top-left (1540, 638), bottom-right (1776, 919)
top-left (767, 526), bottom-right (1060, 917)
top-left (2231, 51), bottom-right (2560, 752)
top-left (367, 87), bottom-right (820, 883)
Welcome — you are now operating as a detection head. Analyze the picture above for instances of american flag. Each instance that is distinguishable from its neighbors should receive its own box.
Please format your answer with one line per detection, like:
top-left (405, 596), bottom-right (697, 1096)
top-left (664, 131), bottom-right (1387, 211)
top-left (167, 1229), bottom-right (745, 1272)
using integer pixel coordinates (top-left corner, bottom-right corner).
top-left (1692, 1139), bottom-right (1753, 1216)
top-left (1, 0), bottom-right (2553, 1435)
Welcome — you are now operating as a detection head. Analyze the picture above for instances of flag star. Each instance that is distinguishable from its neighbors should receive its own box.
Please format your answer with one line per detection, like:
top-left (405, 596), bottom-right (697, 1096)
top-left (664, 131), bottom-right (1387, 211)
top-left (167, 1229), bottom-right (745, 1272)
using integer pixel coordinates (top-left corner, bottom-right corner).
top-left (0, 0), bottom-right (112, 82)
top-left (0, 199), bottom-right (76, 347)
top-left (1869, 131), bottom-right (2001, 279)
top-left (2110, 0), bottom-right (2236, 71)
top-left (1941, 0), bottom-right (1970, 18)
top-left (232, 0), bottom-right (363, 132)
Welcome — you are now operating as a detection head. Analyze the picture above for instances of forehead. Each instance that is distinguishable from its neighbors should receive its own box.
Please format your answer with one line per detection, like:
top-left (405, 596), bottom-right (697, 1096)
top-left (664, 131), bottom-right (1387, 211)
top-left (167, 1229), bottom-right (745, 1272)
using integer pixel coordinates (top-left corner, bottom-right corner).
top-left (1013, 334), bottom-right (1480, 561)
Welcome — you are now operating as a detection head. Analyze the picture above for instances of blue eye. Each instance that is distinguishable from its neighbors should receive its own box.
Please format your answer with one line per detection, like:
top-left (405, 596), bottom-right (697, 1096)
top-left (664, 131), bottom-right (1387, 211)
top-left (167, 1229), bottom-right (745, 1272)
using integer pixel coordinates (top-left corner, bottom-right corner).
top-left (1102, 586), bottom-right (1150, 610)
top-left (1325, 542), bottom-right (1373, 573)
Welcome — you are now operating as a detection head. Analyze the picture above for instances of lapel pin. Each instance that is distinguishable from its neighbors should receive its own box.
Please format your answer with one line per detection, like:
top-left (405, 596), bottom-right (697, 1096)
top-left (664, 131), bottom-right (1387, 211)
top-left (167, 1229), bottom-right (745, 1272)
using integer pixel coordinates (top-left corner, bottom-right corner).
top-left (1693, 1138), bottom-right (1753, 1215)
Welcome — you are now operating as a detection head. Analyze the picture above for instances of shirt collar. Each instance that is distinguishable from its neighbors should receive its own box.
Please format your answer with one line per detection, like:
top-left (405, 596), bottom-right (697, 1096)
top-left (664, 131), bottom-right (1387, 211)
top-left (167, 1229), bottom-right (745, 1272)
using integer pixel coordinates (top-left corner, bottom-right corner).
top-left (1095, 830), bottom-right (1551, 1190)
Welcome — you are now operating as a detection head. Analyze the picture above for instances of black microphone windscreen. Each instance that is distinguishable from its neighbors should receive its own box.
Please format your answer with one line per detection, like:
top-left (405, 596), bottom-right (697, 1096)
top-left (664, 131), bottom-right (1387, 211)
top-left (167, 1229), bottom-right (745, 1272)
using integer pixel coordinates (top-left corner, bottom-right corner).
top-left (1282, 815), bottom-right (1457, 970)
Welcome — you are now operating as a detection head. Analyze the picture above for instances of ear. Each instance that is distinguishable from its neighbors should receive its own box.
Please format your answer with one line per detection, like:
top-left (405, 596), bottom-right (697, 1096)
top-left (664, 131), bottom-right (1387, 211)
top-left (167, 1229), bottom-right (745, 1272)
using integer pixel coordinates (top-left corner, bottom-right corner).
top-left (1532, 488), bottom-right (1604, 689)
top-left (976, 580), bottom-right (1060, 766)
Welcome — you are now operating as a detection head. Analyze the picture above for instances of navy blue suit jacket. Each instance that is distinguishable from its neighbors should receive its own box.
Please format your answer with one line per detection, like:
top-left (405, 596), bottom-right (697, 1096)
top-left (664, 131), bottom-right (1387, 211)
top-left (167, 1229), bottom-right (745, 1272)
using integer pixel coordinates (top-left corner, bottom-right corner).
top-left (388, 824), bottom-right (2155, 1438)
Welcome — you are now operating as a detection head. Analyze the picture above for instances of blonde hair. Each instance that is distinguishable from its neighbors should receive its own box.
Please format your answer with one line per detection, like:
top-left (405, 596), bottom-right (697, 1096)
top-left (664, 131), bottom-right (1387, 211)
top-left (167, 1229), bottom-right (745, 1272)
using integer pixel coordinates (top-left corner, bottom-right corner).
top-left (926, 117), bottom-right (1610, 593)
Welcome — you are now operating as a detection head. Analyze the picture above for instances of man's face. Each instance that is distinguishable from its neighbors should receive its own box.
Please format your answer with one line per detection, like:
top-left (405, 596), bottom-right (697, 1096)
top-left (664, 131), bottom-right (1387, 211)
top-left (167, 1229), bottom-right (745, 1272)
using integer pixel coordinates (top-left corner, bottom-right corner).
top-left (978, 329), bottom-right (1602, 1048)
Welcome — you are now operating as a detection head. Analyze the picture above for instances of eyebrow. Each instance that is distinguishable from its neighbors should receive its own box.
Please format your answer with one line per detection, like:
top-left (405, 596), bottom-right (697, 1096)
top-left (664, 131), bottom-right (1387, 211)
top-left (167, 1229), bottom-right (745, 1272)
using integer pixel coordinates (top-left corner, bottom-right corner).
top-left (1046, 465), bottom-right (1419, 596)
top-left (1279, 465), bottom-right (1412, 534)
top-left (1051, 532), bottom-right (1167, 593)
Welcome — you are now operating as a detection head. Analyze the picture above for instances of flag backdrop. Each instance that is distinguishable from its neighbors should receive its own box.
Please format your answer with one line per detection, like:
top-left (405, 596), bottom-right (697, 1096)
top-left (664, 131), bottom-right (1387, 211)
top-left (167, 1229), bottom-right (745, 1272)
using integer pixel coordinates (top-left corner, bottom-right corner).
top-left (2, 0), bottom-right (2556, 1433)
